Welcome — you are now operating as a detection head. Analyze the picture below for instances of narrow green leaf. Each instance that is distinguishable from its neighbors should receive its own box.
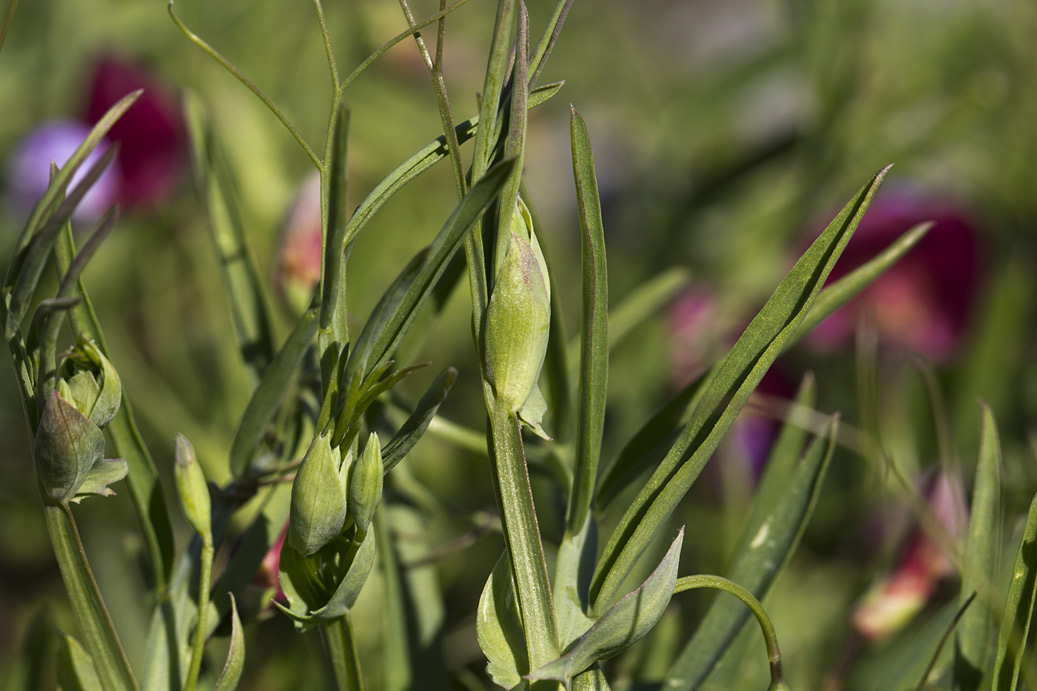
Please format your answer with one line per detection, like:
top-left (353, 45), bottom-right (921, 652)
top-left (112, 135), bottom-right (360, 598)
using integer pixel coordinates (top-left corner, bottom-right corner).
top-left (42, 502), bottom-right (137, 690)
top-left (554, 514), bottom-right (599, 649)
top-left (183, 91), bottom-right (275, 379)
top-left (494, 5), bottom-right (529, 273)
top-left (5, 90), bottom-right (139, 290)
top-left (478, 552), bottom-right (528, 689)
top-left (665, 416), bottom-right (837, 689)
top-left (567, 107), bottom-right (609, 535)
top-left (345, 157), bottom-right (516, 382)
top-left (56, 632), bottom-right (102, 691)
top-left (381, 367), bottom-right (457, 472)
top-left (528, 0), bottom-right (573, 86)
top-left (529, 529), bottom-right (683, 685)
top-left (319, 101), bottom-right (350, 382)
top-left (213, 595), bottom-right (245, 691)
top-left (6, 145), bottom-right (119, 341)
top-left (229, 306), bottom-right (319, 478)
top-left (955, 402), bottom-right (1003, 690)
top-left (991, 489), bottom-right (1037, 690)
top-left (793, 221), bottom-right (932, 345)
top-left (590, 166), bottom-right (891, 613)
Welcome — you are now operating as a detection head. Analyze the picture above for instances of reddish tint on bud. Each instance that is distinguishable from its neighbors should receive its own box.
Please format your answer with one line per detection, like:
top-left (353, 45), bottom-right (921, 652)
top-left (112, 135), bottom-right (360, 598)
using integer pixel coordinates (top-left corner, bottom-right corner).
top-left (851, 471), bottom-right (967, 641)
top-left (252, 524), bottom-right (288, 603)
top-left (274, 171), bottom-right (323, 313)
top-left (805, 185), bottom-right (980, 362)
top-left (83, 55), bottom-right (185, 207)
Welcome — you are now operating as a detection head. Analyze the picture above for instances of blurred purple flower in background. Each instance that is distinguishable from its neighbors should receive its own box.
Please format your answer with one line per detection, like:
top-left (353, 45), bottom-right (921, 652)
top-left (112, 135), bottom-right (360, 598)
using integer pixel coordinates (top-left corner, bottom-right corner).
top-left (806, 185), bottom-right (980, 362)
top-left (84, 55), bottom-right (185, 208)
top-left (6, 120), bottom-right (121, 223)
top-left (274, 171), bottom-right (323, 314)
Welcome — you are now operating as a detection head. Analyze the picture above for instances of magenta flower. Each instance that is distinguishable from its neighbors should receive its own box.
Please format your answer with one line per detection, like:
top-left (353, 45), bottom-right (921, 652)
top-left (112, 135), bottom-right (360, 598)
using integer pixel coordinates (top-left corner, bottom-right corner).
top-left (806, 185), bottom-right (980, 362)
top-left (6, 120), bottom-right (121, 223)
top-left (252, 524), bottom-right (288, 604)
top-left (83, 56), bottom-right (185, 207)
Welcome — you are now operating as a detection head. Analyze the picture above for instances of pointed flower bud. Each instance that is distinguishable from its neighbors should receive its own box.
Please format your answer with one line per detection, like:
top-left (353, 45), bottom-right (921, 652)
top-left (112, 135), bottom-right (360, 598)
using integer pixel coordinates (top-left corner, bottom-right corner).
top-left (289, 433), bottom-right (347, 555)
top-left (349, 434), bottom-right (383, 533)
top-left (484, 199), bottom-right (551, 417)
top-left (34, 392), bottom-right (105, 502)
top-left (275, 171), bottom-right (322, 314)
top-left (59, 339), bottom-right (121, 429)
top-left (174, 434), bottom-right (212, 538)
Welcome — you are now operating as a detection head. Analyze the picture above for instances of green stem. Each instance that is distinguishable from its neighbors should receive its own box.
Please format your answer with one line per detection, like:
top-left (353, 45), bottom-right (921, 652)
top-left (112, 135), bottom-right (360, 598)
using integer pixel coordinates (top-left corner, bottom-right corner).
top-left (168, 0), bottom-right (321, 168)
top-left (312, 0), bottom-right (340, 91)
top-left (182, 534), bottom-right (214, 691)
top-left (674, 575), bottom-right (785, 688)
top-left (43, 500), bottom-right (138, 690)
top-left (487, 395), bottom-right (559, 673)
top-left (322, 614), bottom-right (365, 691)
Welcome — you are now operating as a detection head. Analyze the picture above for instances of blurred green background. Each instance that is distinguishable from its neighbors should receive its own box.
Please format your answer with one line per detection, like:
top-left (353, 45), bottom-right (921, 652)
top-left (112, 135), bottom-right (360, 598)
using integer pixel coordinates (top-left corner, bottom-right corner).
top-left (1, 0), bottom-right (1035, 688)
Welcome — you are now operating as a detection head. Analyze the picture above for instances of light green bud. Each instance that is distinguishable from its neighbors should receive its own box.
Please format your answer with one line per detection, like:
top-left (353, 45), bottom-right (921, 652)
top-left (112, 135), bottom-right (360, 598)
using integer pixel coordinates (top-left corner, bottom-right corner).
top-left (34, 392), bottom-right (105, 502)
top-left (484, 230), bottom-right (551, 412)
top-left (349, 434), bottom-right (383, 533)
top-left (173, 434), bottom-right (211, 538)
top-left (59, 339), bottom-right (121, 429)
top-left (289, 433), bottom-right (347, 555)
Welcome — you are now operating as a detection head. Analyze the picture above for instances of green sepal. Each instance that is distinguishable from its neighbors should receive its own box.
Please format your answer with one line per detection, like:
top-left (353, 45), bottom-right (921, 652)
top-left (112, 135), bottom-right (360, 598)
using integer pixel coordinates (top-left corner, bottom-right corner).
top-left (69, 459), bottom-right (128, 504)
top-left (288, 433), bottom-right (347, 555)
top-left (214, 594), bottom-right (245, 691)
top-left (527, 529), bottom-right (684, 685)
top-left (34, 392), bottom-right (105, 503)
top-left (56, 631), bottom-right (102, 691)
top-left (60, 339), bottom-right (121, 429)
top-left (310, 530), bottom-right (377, 620)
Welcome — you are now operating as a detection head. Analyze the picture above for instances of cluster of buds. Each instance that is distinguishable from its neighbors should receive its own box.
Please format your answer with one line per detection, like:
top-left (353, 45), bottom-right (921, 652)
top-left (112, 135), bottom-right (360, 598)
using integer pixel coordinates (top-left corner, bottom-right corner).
top-left (276, 432), bottom-right (383, 628)
top-left (34, 339), bottom-right (127, 504)
top-left (484, 197), bottom-right (552, 437)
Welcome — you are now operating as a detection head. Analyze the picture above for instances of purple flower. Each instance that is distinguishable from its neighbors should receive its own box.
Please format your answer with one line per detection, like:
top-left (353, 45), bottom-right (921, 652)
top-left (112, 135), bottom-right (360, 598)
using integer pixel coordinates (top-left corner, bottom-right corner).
top-left (6, 120), bottom-right (121, 223)
top-left (84, 55), bottom-right (185, 208)
top-left (806, 185), bottom-right (980, 362)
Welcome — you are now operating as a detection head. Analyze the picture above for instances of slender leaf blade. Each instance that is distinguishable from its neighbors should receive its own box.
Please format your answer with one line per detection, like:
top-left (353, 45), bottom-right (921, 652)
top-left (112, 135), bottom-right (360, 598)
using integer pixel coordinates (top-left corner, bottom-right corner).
top-left (991, 490), bottom-right (1037, 690)
top-left (213, 595), bottom-right (245, 691)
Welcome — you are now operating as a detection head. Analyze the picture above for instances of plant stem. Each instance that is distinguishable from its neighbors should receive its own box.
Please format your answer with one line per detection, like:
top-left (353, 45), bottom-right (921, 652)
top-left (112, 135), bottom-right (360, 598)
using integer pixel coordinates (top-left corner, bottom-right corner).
top-left (674, 575), bottom-right (785, 688)
top-left (322, 614), bottom-right (365, 691)
top-left (182, 533), bottom-right (214, 691)
top-left (43, 500), bottom-right (138, 690)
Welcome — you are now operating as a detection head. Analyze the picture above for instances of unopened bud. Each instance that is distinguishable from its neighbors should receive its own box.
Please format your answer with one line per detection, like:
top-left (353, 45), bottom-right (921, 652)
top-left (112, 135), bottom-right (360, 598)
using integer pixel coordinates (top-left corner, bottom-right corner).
top-left (289, 433), bottom-right (347, 555)
top-left (349, 434), bottom-right (383, 533)
top-left (275, 171), bottom-right (322, 314)
top-left (174, 434), bottom-right (211, 538)
top-left (34, 392), bottom-right (105, 502)
top-left (484, 229), bottom-right (551, 412)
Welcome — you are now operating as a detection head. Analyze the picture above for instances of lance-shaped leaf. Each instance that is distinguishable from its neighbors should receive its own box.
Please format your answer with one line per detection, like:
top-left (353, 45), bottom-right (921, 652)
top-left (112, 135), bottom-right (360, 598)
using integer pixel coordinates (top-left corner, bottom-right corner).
top-left (528, 529), bottom-right (684, 685)
top-left (318, 101), bottom-right (350, 382)
top-left (344, 157), bottom-right (515, 384)
top-left (478, 552), bottom-right (529, 689)
top-left (229, 305), bottom-right (319, 477)
top-left (183, 91), bottom-right (275, 379)
top-left (955, 402), bottom-right (1003, 690)
top-left (5, 90), bottom-right (139, 290)
top-left (666, 416), bottom-right (837, 689)
top-left (590, 166), bottom-right (891, 613)
top-left (56, 632), bottom-right (101, 691)
top-left (214, 594), bottom-right (245, 691)
top-left (381, 367), bottom-right (457, 472)
top-left (567, 106), bottom-right (609, 535)
top-left (6, 145), bottom-right (119, 341)
top-left (991, 489), bottom-right (1037, 690)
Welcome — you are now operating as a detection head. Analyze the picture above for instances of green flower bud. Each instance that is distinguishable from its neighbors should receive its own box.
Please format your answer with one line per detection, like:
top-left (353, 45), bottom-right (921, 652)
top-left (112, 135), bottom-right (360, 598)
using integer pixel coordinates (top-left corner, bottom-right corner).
top-left (484, 229), bottom-right (551, 413)
top-left (349, 433), bottom-right (383, 533)
top-left (289, 433), bottom-right (347, 555)
top-left (59, 339), bottom-right (121, 429)
top-left (174, 433), bottom-right (211, 538)
top-left (34, 391), bottom-right (105, 502)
